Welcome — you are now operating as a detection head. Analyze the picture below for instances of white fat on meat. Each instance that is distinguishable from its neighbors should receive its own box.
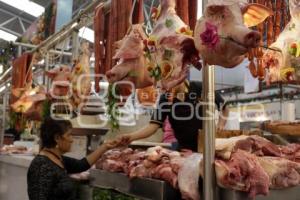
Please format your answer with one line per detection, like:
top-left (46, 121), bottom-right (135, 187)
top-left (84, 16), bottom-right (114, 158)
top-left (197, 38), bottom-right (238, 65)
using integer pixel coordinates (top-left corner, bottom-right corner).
top-left (178, 153), bottom-right (203, 200)
top-left (215, 150), bottom-right (270, 198)
top-left (257, 156), bottom-right (300, 189)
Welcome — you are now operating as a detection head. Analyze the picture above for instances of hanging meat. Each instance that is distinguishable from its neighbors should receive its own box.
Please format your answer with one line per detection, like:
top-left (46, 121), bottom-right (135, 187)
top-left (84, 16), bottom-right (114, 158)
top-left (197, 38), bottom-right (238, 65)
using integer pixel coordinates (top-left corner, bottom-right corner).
top-left (71, 42), bottom-right (91, 108)
top-left (194, 1), bottom-right (272, 68)
top-left (262, 0), bottom-right (300, 84)
top-left (106, 0), bottom-right (201, 91)
top-left (46, 65), bottom-right (72, 97)
top-left (94, 0), bottom-right (144, 93)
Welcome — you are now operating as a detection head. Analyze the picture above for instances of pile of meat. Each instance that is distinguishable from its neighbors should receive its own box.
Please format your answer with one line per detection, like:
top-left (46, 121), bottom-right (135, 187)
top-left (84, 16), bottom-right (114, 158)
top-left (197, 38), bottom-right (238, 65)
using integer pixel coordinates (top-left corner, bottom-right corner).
top-left (0, 145), bottom-right (29, 154)
top-left (215, 135), bottom-right (300, 198)
top-left (96, 146), bottom-right (202, 200)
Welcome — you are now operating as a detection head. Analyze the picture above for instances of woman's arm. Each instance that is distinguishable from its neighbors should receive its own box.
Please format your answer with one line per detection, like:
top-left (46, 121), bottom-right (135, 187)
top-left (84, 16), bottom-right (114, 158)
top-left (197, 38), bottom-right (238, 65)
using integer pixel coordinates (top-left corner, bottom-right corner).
top-left (63, 138), bottom-right (122, 173)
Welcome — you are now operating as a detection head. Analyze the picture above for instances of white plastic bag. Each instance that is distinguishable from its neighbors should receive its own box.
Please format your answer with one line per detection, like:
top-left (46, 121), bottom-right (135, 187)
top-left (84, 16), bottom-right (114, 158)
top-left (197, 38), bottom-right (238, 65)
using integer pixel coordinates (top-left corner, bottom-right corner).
top-left (178, 153), bottom-right (203, 200)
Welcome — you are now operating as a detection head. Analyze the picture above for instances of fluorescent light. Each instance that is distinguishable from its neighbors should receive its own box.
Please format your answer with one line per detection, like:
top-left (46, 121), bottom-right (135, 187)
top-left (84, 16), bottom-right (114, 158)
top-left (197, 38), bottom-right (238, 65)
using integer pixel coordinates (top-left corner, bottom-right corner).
top-left (79, 27), bottom-right (94, 43)
top-left (197, 1), bottom-right (203, 18)
top-left (0, 30), bottom-right (17, 41)
top-left (0, 0), bottom-right (45, 17)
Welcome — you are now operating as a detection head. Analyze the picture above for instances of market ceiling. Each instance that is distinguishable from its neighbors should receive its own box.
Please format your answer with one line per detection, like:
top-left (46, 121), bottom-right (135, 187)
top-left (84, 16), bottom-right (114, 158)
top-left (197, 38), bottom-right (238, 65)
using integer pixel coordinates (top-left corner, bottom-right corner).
top-left (0, 0), bottom-right (92, 40)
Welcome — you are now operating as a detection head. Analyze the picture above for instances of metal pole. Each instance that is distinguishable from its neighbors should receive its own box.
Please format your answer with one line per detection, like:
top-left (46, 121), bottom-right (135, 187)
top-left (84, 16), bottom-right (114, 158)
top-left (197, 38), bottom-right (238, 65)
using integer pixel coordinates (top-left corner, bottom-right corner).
top-left (44, 53), bottom-right (50, 89)
top-left (17, 45), bottom-right (22, 57)
top-left (202, 63), bottom-right (216, 200)
top-left (201, 0), bottom-right (216, 199)
top-left (1, 92), bottom-right (8, 147)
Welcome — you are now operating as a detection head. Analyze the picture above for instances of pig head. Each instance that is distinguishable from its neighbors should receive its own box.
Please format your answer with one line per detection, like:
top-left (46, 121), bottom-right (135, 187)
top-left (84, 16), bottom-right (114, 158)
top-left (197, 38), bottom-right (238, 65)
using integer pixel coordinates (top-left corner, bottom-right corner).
top-left (194, 1), bottom-right (272, 68)
top-left (263, 0), bottom-right (300, 83)
top-left (106, 0), bottom-right (202, 92)
top-left (46, 65), bottom-right (72, 97)
top-left (106, 24), bottom-right (153, 89)
top-left (148, 0), bottom-right (201, 90)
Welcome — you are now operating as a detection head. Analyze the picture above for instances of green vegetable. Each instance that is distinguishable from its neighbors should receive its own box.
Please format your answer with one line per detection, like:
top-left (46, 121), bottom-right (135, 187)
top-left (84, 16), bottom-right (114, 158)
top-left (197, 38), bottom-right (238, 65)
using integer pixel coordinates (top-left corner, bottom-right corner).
top-left (106, 84), bottom-right (122, 132)
top-left (93, 188), bottom-right (137, 200)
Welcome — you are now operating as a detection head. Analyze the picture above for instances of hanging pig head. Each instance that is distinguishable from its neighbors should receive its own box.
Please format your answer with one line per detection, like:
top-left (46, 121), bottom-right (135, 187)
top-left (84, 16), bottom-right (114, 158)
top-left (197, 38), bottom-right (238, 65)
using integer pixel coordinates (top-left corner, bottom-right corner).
top-left (106, 0), bottom-right (201, 92)
top-left (194, 1), bottom-right (272, 68)
top-left (148, 0), bottom-right (201, 91)
top-left (46, 65), bottom-right (72, 97)
top-left (263, 0), bottom-right (300, 83)
top-left (106, 24), bottom-right (153, 89)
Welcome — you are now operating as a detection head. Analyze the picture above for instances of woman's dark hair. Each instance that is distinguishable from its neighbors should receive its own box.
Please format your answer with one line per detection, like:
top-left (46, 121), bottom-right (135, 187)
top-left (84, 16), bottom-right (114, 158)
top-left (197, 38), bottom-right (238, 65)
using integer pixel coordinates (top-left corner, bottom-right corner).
top-left (40, 118), bottom-right (72, 148)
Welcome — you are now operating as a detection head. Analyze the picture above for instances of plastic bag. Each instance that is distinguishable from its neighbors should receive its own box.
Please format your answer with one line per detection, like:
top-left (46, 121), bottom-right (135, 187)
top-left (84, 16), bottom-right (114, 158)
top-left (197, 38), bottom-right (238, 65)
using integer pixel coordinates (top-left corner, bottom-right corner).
top-left (178, 153), bottom-right (203, 200)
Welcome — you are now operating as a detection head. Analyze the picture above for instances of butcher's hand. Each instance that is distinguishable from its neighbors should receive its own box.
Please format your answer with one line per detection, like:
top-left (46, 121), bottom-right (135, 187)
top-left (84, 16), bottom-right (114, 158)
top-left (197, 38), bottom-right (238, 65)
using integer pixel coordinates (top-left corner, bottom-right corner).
top-left (115, 134), bottom-right (133, 146)
top-left (103, 137), bottom-right (124, 150)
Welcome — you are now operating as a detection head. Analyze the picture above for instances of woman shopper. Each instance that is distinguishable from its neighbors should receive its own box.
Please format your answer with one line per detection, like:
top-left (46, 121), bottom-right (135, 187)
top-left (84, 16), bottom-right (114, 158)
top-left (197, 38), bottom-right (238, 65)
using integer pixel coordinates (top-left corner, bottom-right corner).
top-left (27, 118), bottom-right (120, 200)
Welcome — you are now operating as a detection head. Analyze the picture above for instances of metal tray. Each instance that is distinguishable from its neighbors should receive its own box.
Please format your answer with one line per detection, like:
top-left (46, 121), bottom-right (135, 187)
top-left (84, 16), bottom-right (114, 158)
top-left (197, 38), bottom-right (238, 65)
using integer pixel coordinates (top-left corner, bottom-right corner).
top-left (219, 186), bottom-right (300, 200)
top-left (89, 169), bottom-right (181, 200)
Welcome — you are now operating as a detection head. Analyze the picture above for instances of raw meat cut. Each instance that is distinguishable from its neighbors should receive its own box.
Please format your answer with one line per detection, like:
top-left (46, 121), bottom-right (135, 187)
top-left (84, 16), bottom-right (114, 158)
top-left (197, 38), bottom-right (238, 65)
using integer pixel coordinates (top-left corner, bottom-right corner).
top-left (257, 156), bottom-right (300, 189)
top-left (215, 135), bottom-right (282, 159)
top-left (96, 146), bottom-right (196, 194)
top-left (215, 150), bottom-right (270, 198)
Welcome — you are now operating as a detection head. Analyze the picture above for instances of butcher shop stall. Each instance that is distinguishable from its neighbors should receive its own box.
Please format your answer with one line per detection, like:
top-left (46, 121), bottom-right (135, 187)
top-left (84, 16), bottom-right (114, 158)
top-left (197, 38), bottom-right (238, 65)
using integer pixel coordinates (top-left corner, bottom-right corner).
top-left (1, 0), bottom-right (300, 200)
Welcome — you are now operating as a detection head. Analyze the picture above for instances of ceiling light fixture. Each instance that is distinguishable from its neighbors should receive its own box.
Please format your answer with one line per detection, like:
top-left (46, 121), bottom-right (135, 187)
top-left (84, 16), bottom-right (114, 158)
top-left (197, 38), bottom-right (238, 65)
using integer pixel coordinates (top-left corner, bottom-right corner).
top-left (0, 0), bottom-right (45, 17)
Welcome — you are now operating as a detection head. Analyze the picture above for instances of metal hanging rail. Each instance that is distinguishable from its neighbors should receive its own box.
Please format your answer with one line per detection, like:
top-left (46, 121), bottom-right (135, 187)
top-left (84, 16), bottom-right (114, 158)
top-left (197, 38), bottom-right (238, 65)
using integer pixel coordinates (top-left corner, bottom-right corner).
top-left (31, 0), bottom-right (111, 54)
top-left (13, 42), bottom-right (73, 56)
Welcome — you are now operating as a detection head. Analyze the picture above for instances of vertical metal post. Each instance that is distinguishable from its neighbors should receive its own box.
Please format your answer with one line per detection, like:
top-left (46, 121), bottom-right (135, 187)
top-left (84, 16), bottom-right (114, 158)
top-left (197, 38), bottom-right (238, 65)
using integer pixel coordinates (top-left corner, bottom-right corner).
top-left (201, 1), bottom-right (216, 199)
top-left (44, 53), bottom-right (50, 89)
top-left (17, 45), bottom-right (22, 57)
top-left (1, 92), bottom-right (8, 147)
top-left (202, 63), bottom-right (216, 200)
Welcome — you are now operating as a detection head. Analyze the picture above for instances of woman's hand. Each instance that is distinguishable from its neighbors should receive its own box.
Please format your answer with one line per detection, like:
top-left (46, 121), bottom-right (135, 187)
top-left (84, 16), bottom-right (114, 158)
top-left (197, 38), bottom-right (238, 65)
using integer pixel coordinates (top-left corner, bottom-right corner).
top-left (115, 134), bottom-right (132, 146)
top-left (102, 137), bottom-right (122, 150)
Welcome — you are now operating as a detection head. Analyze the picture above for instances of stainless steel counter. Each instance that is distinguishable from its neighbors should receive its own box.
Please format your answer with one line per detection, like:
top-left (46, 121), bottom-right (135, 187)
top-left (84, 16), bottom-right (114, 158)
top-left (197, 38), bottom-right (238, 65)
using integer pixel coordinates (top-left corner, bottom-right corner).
top-left (90, 169), bottom-right (181, 200)
top-left (219, 186), bottom-right (300, 200)
top-left (0, 155), bottom-right (34, 200)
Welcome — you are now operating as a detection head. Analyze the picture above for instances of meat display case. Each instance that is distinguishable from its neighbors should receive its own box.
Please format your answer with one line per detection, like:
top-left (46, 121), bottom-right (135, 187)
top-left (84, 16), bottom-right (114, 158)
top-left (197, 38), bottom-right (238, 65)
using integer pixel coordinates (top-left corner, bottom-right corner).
top-left (89, 169), bottom-right (181, 200)
top-left (219, 186), bottom-right (300, 200)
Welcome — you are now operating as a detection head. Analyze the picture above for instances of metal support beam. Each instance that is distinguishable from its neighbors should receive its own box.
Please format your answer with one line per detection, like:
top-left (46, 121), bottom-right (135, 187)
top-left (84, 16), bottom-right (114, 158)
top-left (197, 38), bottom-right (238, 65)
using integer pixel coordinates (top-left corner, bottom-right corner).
top-left (18, 17), bottom-right (26, 33)
top-left (13, 42), bottom-right (73, 56)
top-left (0, 16), bottom-right (17, 27)
top-left (0, 7), bottom-right (33, 25)
top-left (0, 26), bottom-right (21, 37)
